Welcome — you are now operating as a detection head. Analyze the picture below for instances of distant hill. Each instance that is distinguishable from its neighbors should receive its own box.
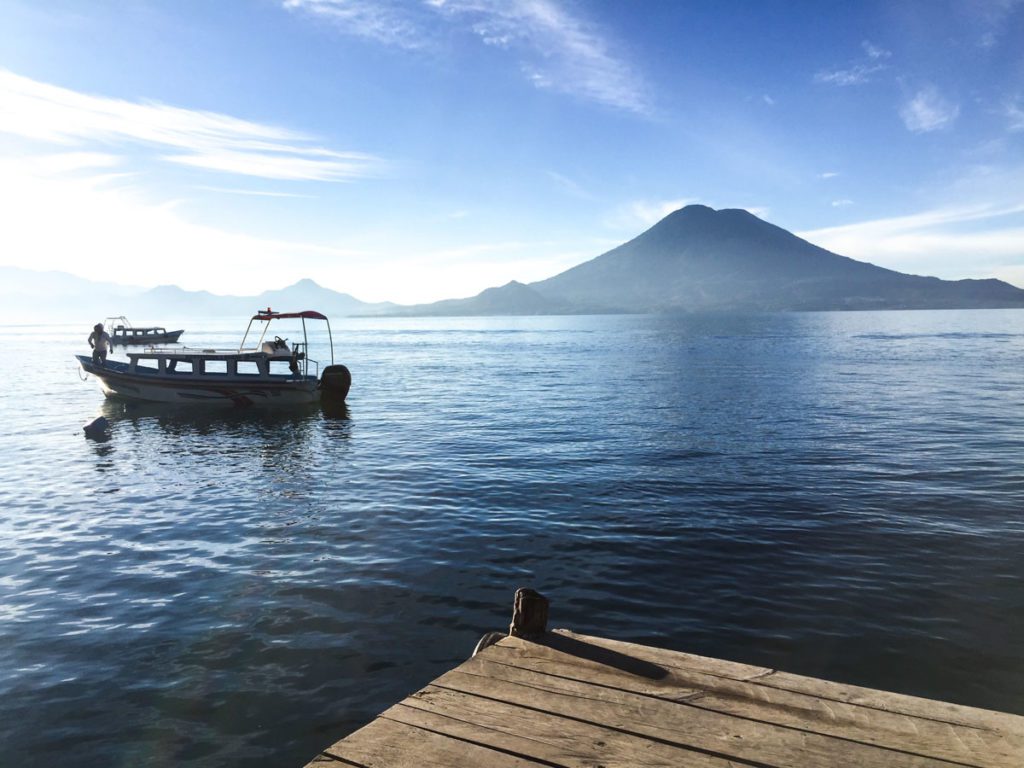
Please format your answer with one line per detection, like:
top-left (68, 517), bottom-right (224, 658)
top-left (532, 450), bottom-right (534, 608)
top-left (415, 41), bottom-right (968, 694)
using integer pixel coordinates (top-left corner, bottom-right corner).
top-left (379, 280), bottom-right (576, 316)
top-left (253, 278), bottom-right (396, 316)
top-left (392, 205), bottom-right (1024, 315)
top-left (0, 269), bottom-right (395, 322)
top-left (137, 279), bottom-right (396, 318)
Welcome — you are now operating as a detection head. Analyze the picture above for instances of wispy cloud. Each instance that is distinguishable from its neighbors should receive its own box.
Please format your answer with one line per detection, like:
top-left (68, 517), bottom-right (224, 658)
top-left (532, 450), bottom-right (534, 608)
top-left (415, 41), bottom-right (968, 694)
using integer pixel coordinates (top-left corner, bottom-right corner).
top-left (1005, 97), bottom-right (1024, 131)
top-left (284, 0), bottom-right (651, 114)
top-left (900, 85), bottom-right (959, 132)
top-left (961, 0), bottom-right (1024, 47)
top-left (818, 171), bottom-right (840, 179)
top-left (282, 0), bottom-right (433, 50)
top-left (545, 170), bottom-right (594, 200)
top-left (861, 40), bottom-right (891, 61)
top-left (798, 202), bottom-right (1024, 283)
top-left (804, 202), bottom-right (1024, 239)
top-left (0, 70), bottom-right (385, 181)
top-left (609, 198), bottom-right (696, 230)
top-left (831, 199), bottom-right (853, 207)
top-left (814, 39), bottom-right (891, 86)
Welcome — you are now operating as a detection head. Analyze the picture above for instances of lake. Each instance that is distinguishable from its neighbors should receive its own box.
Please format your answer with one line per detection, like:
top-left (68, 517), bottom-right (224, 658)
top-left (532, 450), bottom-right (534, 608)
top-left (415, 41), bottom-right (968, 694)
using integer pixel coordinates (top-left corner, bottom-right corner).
top-left (2, 310), bottom-right (1023, 767)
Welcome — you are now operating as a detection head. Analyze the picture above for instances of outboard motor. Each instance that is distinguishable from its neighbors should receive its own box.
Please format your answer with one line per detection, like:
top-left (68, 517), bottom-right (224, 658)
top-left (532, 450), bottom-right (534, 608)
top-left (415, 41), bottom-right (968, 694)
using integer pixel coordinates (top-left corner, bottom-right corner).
top-left (319, 364), bottom-right (351, 402)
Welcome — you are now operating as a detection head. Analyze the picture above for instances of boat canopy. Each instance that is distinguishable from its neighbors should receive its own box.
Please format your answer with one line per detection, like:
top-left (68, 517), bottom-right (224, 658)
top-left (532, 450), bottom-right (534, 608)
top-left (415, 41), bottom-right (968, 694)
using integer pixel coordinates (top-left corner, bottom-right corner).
top-left (242, 308), bottom-right (334, 366)
top-left (253, 309), bottom-right (327, 321)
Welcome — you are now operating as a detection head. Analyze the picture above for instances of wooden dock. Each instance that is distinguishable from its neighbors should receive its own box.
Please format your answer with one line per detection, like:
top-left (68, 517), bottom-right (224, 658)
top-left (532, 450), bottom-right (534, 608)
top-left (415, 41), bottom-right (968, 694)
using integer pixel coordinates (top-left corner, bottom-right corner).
top-left (305, 591), bottom-right (1024, 767)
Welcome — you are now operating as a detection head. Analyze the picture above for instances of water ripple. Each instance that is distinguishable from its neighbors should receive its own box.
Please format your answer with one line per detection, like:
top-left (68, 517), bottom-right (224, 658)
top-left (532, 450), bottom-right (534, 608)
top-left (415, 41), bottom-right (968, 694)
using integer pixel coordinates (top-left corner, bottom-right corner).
top-left (1, 312), bottom-right (1023, 766)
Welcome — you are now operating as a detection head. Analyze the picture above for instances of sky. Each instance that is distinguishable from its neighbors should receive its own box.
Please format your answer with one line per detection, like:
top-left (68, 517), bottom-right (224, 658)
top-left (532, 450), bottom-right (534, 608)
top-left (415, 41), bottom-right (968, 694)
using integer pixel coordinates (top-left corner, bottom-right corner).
top-left (0, 0), bottom-right (1022, 304)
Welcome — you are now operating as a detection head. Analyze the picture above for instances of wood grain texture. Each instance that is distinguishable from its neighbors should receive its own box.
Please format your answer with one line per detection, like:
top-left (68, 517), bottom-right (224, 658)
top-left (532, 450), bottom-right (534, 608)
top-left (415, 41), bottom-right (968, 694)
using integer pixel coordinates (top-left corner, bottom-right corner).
top-left (303, 629), bottom-right (1024, 768)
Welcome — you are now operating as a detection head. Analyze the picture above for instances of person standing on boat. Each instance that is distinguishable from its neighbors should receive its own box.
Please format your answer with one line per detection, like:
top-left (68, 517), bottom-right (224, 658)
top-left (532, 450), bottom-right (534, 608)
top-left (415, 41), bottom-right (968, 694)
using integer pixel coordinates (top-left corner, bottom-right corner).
top-left (88, 323), bottom-right (113, 366)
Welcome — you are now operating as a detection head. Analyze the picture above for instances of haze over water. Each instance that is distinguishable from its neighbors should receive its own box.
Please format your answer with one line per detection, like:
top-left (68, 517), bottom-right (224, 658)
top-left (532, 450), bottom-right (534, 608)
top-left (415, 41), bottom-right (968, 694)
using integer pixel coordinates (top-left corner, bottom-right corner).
top-left (2, 310), bottom-right (1023, 767)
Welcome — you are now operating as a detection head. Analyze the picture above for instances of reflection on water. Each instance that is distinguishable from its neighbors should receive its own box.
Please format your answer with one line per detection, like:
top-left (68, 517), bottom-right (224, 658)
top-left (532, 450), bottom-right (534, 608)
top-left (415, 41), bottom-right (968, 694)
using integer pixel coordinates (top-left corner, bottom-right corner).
top-left (100, 397), bottom-right (327, 432)
top-left (1, 312), bottom-right (1023, 768)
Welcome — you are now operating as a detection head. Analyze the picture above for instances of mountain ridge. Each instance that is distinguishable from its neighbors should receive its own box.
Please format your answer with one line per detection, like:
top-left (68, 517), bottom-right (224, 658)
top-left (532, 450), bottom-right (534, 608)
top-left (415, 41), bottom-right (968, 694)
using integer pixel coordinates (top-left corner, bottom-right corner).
top-left (379, 205), bottom-right (1024, 315)
top-left (5, 205), bottom-right (1023, 319)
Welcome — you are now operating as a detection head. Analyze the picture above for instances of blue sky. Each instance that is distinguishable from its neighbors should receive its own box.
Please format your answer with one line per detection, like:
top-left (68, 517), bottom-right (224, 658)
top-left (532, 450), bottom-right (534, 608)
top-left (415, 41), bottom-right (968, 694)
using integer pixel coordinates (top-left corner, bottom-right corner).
top-left (1, 0), bottom-right (1022, 303)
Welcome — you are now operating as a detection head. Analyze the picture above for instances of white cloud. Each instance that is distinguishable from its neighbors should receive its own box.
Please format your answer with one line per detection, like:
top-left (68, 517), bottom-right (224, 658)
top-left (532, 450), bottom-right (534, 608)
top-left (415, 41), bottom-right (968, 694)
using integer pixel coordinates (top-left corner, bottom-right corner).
top-left (900, 86), bottom-right (960, 132)
top-left (797, 202), bottom-right (1024, 284)
top-left (0, 69), bottom-right (384, 181)
top-left (455, 0), bottom-right (652, 115)
top-left (762, 94), bottom-right (776, 106)
top-left (804, 202), bottom-right (1024, 239)
top-left (818, 171), bottom-right (840, 179)
top-left (28, 152), bottom-right (123, 174)
top-left (284, 0), bottom-right (651, 115)
top-left (831, 199), bottom-right (854, 207)
top-left (0, 155), bottom-right (365, 294)
top-left (166, 148), bottom-right (380, 182)
top-left (814, 63), bottom-right (884, 86)
top-left (197, 186), bottom-right (312, 198)
top-left (282, 0), bottom-right (432, 49)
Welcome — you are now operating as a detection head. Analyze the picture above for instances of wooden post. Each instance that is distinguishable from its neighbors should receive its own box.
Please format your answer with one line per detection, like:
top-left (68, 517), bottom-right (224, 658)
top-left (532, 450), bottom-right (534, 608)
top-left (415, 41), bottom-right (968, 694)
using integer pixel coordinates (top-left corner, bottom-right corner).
top-left (509, 588), bottom-right (548, 639)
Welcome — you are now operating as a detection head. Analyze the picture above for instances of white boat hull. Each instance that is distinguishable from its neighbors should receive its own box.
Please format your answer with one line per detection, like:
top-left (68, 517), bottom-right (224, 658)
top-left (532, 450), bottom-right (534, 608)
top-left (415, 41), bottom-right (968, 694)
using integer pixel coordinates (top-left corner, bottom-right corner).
top-left (77, 356), bottom-right (320, 407)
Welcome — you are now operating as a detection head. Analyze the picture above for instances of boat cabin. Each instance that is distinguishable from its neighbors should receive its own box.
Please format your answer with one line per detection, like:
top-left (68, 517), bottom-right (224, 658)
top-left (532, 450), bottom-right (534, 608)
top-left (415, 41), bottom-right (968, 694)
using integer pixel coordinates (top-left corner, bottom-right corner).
top-left (124, 347), bottom-right (312, 380)
top-left (112, 325), bottom-right (172, 339)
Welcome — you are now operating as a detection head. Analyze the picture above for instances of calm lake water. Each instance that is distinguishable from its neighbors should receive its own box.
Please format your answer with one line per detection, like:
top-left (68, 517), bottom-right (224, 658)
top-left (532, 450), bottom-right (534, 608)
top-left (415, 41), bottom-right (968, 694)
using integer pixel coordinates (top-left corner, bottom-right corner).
top-left (2, 311), bottom-right (1023, 767)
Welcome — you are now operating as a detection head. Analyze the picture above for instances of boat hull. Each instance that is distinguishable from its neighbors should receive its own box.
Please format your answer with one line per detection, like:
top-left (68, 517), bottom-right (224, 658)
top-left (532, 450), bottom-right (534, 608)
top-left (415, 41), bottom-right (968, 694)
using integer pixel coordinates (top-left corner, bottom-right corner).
top-left (76, 356), bottom-right (320, 407)
top-left (112, 330), bottom-right (184, 346)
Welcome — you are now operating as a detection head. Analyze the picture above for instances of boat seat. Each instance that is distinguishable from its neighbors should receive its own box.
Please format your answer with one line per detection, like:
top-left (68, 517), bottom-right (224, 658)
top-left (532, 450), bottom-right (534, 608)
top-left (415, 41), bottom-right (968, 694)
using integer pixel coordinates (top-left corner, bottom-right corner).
top-left (261, 340), bottom-right (291, 357)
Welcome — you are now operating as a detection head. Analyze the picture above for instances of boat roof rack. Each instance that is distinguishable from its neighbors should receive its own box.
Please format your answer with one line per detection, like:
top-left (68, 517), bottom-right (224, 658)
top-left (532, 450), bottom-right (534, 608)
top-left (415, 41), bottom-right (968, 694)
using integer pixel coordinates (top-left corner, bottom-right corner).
top-left (252, 309), bottom-right (328, 321)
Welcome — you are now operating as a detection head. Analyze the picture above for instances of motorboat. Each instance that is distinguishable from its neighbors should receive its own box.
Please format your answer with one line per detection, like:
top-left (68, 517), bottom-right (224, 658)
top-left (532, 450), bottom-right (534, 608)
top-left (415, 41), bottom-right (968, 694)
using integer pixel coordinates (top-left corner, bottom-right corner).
top-left (106, 316), bottom-right (185, 346)
top-left (77, 309), bottom-right (351, 406)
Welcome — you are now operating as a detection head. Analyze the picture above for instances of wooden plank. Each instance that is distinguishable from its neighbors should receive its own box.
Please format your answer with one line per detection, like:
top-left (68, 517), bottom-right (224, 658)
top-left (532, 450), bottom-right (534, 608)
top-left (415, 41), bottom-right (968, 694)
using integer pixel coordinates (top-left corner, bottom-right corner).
top-left (544, 630), bottom-right (1024, 733)
top-left (469, 649), bottom-right (1022, 767)
top-left (542, 629), bottom-right (774, 681)
top-left (387, 695), bottom-right (742, 768)
top-left (317, 716), bottom-right (543, 767)
top-left (425, 665), bottom-right (993, 767)
top-left (757, 671), bottom-right (1024, 734)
